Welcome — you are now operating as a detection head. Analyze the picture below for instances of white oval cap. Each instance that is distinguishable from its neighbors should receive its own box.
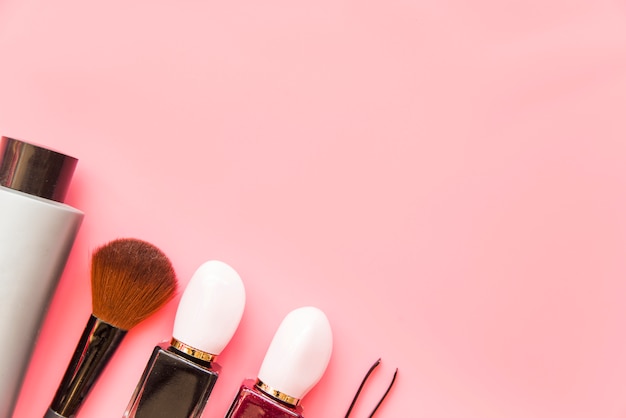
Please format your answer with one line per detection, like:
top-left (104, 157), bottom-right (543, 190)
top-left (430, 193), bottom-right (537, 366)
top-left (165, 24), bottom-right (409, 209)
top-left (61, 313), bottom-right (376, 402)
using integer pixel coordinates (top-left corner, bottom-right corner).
top-left (257, 306), bottom-right (333, 401)
top-left (172, 260), bottom-right (246, 355)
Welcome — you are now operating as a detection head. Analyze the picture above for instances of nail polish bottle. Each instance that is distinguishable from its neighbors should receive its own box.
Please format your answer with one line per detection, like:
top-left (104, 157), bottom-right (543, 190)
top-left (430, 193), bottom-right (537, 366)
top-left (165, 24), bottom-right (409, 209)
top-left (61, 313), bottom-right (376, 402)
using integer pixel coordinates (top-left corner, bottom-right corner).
top-left (124, 260), bottom-right (246, 418)
top-left (224, 306), bottom-right (333, 418)
top-left (0, 137), bottom-right (83, 418)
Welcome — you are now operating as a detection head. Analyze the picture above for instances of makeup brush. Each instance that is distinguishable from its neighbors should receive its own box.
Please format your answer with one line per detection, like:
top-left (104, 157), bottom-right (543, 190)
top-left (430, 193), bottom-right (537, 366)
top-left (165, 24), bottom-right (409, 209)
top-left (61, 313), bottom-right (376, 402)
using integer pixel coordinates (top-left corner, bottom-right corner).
top-left (44, 238), bottom-right (177, 418)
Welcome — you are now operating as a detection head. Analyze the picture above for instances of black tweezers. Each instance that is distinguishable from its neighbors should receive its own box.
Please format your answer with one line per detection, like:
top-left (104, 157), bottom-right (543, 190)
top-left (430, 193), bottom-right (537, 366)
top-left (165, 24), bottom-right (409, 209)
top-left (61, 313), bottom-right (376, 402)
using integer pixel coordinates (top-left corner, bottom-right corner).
top-left (345, 358), bottom-right (398, 417)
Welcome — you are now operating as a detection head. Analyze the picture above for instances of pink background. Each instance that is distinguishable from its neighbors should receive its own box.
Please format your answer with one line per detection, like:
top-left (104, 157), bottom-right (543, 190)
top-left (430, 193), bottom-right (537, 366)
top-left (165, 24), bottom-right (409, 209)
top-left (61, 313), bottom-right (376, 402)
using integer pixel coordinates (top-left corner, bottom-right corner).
top-left (2, 1), bottom-right (626, 417)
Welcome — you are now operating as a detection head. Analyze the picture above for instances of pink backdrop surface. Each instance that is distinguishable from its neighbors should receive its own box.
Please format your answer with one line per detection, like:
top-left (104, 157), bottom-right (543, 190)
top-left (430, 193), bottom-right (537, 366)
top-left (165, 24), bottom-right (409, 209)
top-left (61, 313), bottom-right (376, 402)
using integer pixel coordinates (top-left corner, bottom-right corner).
top-left (2, 1), bottom-right (626, 417)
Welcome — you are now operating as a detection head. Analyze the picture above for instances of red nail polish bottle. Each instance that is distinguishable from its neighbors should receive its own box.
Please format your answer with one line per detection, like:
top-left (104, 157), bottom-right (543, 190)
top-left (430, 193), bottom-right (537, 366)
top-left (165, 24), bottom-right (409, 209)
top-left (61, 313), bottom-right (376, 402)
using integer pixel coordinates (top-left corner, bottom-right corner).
top-left (224, 307), bottom-right (333, 418)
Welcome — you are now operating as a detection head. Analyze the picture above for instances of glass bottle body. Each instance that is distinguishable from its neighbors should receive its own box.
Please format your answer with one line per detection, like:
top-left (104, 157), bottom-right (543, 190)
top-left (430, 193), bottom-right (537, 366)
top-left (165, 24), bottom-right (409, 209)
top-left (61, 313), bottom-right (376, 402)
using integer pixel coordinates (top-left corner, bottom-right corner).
top-left (124, 344), bottom-right (220, 418)
top-left (224, 379), bottom-right (304, 418)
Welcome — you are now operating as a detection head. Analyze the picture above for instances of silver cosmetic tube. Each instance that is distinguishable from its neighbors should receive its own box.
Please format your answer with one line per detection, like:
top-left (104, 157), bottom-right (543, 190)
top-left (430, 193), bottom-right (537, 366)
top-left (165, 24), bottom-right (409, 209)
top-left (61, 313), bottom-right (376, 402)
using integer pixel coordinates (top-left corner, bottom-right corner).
top-left (0, 137), bottom-right (83, 418)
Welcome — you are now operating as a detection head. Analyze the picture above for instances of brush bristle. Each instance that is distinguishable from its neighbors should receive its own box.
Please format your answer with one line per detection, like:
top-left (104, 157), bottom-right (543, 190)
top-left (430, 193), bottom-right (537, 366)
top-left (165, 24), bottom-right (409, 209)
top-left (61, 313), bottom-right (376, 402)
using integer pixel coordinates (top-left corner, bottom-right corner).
top-left (91, 238), bottom-right (177, 330)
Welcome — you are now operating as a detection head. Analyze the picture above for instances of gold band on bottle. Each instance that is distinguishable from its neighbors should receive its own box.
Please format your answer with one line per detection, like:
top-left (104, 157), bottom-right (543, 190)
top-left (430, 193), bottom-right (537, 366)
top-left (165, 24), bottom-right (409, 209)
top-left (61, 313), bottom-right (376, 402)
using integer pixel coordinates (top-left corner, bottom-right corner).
top-left (171, 338), bottom-right (216, 363)
top-left (255, 379), bottom-right (301, 407)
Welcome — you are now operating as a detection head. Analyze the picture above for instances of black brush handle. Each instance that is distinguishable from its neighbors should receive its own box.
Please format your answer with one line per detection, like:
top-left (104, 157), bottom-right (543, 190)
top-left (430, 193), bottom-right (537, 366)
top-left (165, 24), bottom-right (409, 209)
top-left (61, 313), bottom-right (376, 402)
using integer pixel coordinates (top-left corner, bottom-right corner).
top-left (46, 314), bottom-right (127, 418)
top-left (43, 408), bottom-right (64, 418)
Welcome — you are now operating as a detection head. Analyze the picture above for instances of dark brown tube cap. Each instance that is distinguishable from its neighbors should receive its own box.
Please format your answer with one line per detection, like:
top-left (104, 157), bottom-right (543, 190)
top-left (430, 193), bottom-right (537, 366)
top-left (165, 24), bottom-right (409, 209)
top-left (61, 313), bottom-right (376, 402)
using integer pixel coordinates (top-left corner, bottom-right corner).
top-left (0, 136), bottom-right (77, 203)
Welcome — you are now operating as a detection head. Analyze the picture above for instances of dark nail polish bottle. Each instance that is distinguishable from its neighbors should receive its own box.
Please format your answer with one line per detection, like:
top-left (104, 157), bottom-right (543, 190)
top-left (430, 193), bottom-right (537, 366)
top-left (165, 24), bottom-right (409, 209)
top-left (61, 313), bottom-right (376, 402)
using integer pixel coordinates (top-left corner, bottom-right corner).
top-left (224, 306), bottom-right (332, 418)
top-left (124, 260), bottom-right (246, 418)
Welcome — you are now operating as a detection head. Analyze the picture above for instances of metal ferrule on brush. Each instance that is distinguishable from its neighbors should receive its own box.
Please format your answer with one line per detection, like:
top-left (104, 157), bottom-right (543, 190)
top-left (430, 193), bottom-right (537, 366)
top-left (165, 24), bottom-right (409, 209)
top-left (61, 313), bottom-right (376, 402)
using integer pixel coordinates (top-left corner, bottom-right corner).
top-left (46, 315), bottom-right (126, 418)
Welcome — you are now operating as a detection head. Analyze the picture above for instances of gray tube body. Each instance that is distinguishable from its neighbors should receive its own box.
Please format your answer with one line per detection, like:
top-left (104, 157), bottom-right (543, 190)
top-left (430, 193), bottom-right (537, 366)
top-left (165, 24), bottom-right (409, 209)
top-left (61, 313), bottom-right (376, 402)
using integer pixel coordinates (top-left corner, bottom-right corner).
top-left (0, 137), bottom-right (83, 418)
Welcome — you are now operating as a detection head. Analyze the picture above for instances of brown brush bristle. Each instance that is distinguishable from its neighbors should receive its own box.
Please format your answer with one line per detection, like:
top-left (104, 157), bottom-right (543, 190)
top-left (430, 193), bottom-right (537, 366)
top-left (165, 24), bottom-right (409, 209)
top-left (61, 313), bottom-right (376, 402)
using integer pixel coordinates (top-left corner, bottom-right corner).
top-left (90, 238), bottom-right (177, 330)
